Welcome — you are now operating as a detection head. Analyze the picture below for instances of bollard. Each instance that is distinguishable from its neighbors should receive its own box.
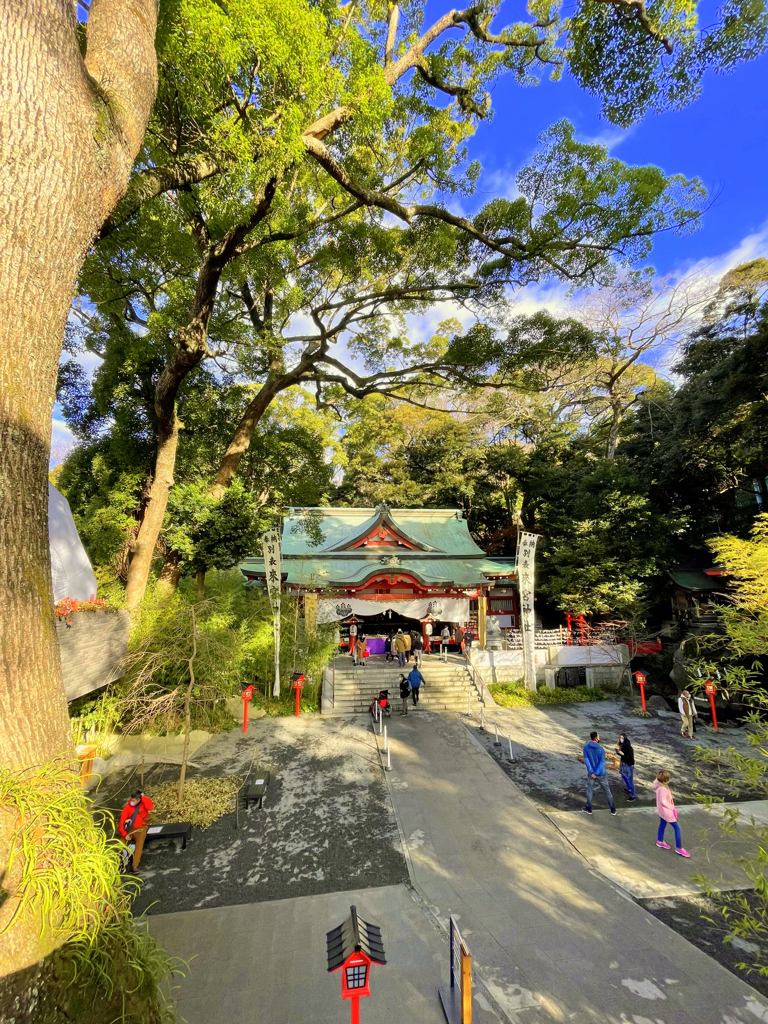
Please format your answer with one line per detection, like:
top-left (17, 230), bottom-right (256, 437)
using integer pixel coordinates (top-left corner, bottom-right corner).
top-left (494, 721), bottom-right (501, 747)
top-left (467, 693), bottom-right (471, 717)
top-left (480, 706), bottom-right (485, 732)
top-left (379, 709), bottom-right (383, 735)
top-left (384, 725), bottom-right (388, 753)
top-left (507, 735), bottom-right (515, 764)
top-left (385, 746), bottom-right (392, 772)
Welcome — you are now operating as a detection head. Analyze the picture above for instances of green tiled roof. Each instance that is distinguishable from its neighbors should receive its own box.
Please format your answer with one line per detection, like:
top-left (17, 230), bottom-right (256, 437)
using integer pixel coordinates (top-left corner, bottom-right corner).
top-left (241, 507), bottom-right (515, 589)
top-left (240, 555), bottom-right (515, 588)
top-left (283, 506), bottom-right (485, 556)
top-left (668, 570), bottom-right (727, 592)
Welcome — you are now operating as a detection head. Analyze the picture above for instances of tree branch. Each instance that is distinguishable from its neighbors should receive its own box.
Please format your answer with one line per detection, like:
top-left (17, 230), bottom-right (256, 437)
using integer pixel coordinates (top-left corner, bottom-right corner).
top-left (97, 154), bottom-right (220, 240)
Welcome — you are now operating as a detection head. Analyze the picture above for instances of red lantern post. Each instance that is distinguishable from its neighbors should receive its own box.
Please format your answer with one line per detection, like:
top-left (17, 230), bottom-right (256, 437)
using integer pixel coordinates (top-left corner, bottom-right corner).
top-left (292, 672), bottom-right (305, 717)
top-left (705, 679), bottom-right (719, 730)
top-left (241, 685), bottom-right (254, 734)
top-left (327, 906), bottom-right (386, 1024)
top-left (633, 671), bottom-right (647, 713)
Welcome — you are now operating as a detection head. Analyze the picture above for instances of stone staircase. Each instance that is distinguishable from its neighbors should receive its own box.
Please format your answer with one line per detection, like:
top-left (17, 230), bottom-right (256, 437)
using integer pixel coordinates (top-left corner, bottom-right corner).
top-left (324, 654), bottom-right (482, 715)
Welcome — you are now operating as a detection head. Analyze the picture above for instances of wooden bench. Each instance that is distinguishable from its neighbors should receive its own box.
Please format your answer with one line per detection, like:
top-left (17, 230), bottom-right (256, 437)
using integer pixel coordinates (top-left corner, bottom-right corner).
top-left (144, 821), bottom-right (192, 850)
top-left (242, 771), bottom-right (271, 810)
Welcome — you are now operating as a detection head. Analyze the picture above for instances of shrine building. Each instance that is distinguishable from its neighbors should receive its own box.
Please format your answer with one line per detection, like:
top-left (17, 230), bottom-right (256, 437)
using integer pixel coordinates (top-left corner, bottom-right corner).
top-left (240, 505), bottom-right (518, 647)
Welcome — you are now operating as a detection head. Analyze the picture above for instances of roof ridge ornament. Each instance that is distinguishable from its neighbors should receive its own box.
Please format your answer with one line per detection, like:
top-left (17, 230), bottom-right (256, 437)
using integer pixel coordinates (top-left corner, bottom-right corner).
top-left (375, 502), bottom-right (391, 515)
top-left (379, 554), bottom-right (400, 566)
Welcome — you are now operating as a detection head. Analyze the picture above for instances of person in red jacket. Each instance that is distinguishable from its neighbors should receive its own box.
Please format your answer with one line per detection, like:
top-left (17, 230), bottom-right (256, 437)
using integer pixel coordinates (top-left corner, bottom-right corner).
top-left (119, 789), bottom-right (154, 872)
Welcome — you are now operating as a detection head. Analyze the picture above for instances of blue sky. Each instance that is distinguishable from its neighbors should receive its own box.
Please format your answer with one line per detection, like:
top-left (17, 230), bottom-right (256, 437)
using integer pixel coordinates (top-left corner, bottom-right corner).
top-left (467, 31), bottom-right (768, 276)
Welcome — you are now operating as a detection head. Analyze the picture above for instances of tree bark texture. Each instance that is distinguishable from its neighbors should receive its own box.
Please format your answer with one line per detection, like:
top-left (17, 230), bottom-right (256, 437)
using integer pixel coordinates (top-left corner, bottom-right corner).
top-left (0, 0), bottom-right (158, 770)
top-left (0, 0), bottom-right (159, 979)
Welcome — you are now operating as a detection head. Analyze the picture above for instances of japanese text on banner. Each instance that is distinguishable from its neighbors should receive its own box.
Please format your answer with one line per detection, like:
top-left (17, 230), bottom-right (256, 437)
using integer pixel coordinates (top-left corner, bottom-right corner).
top-left (261, 529), bottom-right (282, 608)
top-left (517, 532), bottom-right (539, 691)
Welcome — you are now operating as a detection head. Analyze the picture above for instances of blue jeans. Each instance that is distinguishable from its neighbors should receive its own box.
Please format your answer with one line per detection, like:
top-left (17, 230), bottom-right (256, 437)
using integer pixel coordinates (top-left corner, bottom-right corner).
top-left (397, 652), bottom-right (405, 667)
top-left (658, 818), bottom-right (682, 848)
top-left (586, 773), bottom-right (615, 810)
top-left (620, 763), bottom-right (635, 797)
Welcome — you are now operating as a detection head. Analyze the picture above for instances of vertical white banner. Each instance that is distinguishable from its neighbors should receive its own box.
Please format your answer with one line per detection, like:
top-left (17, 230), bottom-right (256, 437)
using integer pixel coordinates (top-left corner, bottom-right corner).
top-left (261, 528), bottom-right (282, 696)
top-left (517, 532), bottom-right (539, 692)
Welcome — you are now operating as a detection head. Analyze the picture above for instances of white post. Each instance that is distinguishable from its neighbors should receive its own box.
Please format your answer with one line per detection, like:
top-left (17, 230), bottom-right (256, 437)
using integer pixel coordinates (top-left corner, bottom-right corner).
top-left (480, 706), bottom-right (485, 732)
top-left (378, 709), bottom-right (383, 735)
top-left (385, 746), bottom-right (392, 772)
top-left (507, 735), bottom-right (515, 764)
top-left (467, 693), bottom-right (471, 717)
top-left (494, 721), bottom-right (501, 746)
top-left (384, 725), bottom-right (388, 753)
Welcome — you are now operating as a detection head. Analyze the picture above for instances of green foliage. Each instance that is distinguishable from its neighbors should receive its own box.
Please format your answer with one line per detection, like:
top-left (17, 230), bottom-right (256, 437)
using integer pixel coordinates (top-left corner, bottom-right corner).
top-left (683, 514), bottom-right (768, 978)
top-left (489, 682), bottom-right (606, 706)
top-left (0, 762), bottom-right (179, 1020)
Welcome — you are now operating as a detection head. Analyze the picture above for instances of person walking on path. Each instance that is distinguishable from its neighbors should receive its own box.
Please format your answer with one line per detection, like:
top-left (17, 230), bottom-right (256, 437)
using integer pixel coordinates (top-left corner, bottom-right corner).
top-left (394, 629), bottom-right (407, 667)
top-left (582, 731), bottom-right (617, 815)
top-left (119, 789), bottom-right (154, 873)
top-left (615, 732), bottom-right (636, 800)
top-left (399, 674), bottom-right (410, 716)
top-left (678, 690), bottom-right (697, 738)
top-left (408, 664), bottom-right (424, 706)
top-left (654, 770), bottom-right (690, 857)
top-left (403, 630), bottom-right (412, 664)
top-left (440, 625), bottom-right (450, 662)
top-left (412, 631), bottom-right (423, 667)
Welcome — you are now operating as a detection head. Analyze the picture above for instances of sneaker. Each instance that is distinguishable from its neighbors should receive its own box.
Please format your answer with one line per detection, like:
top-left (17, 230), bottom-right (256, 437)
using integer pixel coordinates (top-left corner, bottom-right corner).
top-left (627, 795), bottom-right (637, 801)
top-left (676, 847), bottom-right (691, 858)
top-left (582, 806), bottom-right (593, 814)
top-left (610, 807), bottom-right (617, 816)
top-left (656, 841), bottom-right (671, 849)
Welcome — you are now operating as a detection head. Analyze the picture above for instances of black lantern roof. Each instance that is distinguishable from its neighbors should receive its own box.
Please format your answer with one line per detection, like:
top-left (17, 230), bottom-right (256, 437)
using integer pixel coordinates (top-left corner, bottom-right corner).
top-left (326, 905), bottom-right (386, 972)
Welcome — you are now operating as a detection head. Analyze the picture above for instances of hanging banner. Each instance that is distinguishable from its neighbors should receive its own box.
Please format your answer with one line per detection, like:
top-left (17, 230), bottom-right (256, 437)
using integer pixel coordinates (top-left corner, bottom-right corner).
top-left (261, 528), bottom-right (282, 696)
top-left (317, 597), bottom-right (470, 624)
top-left (261, 529), bottom-right (282, 607)
top-left (516, 532), bottom-right (539, 691)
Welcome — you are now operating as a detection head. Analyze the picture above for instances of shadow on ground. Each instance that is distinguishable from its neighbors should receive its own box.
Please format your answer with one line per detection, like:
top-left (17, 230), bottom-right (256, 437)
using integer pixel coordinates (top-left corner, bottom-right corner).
top-left (93, 716), bottom-right (407, 916)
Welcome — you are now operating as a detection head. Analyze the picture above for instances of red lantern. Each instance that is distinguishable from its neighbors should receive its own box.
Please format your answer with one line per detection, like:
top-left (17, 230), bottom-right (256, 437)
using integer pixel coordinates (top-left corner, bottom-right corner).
top-left (241, 685), bottom-right (254, 734)
top-left (704, 679), bottom-right (719, 730)
top-left (633, 670), bottom-right (647, 713)
top-left (327, 906), bottom-right (386, 1024)
top-left (291, 672), bottom-right (305, 718)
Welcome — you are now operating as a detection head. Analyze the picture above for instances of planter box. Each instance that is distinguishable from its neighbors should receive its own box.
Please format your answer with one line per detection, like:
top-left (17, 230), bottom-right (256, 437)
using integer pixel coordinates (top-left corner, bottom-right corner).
top-left (57, 609), bottom-right (130, 701)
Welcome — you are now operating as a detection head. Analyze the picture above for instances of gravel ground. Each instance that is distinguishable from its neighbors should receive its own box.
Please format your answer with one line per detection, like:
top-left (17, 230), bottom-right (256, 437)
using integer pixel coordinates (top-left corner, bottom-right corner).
top-left (93, 716), bottom-right (407, 916)
top-left (466, 698), bottom-right (763, 811)
top-left (640, 892), bottom-right (768, 999)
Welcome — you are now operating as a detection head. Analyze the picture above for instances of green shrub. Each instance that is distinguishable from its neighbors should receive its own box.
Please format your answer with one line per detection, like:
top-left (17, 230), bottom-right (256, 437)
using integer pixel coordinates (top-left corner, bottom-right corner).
top-left (489, 682), bottom-right (606, 707)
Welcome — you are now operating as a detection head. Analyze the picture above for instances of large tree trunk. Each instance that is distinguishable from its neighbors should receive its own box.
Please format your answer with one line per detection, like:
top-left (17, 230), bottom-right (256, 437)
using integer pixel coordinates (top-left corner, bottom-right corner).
top-left (0, 0), bottom-right (158, 978)
top-left (125, 417), bottom-right (181, 611)
top-left (606, 397), bottom-right (623, 460)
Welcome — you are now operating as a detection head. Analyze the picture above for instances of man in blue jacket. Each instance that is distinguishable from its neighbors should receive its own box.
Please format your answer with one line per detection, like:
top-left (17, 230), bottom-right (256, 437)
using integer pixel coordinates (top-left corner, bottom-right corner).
top-left (408, 665), bottom-right (424, 706)
top-left (582, 731), bottom-right (616, 815)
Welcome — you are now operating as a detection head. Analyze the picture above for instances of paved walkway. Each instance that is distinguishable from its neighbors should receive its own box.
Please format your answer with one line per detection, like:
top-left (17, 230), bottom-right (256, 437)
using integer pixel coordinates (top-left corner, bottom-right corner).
top-left (545, 801), bottom-right (766, 898)
top-left (148, 883), bottom-right (477, 1024)
top-left (381, 712), bottom-right (768, 1024)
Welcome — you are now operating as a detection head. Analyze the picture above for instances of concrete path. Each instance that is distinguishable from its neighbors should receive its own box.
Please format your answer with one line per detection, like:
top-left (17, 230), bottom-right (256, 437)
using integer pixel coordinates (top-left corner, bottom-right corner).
top-left (545, 802), bottom-right (768, 898)
top-left (148, 883), bottom-right (491, 1024)
top-left (381, 711), bottom-right (768, 1024)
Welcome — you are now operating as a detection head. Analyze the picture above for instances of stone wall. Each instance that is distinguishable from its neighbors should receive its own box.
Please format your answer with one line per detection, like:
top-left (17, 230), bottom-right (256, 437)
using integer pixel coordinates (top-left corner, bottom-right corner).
top-left (469, 643), bottom-right (629, 687)
top-left (56, 610), bottom-right (130, 702)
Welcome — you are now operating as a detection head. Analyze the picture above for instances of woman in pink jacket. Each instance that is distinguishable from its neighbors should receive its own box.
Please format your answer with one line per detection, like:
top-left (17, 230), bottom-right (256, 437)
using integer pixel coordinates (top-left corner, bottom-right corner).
top-left (653, 770), bottom-right (690, 857)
